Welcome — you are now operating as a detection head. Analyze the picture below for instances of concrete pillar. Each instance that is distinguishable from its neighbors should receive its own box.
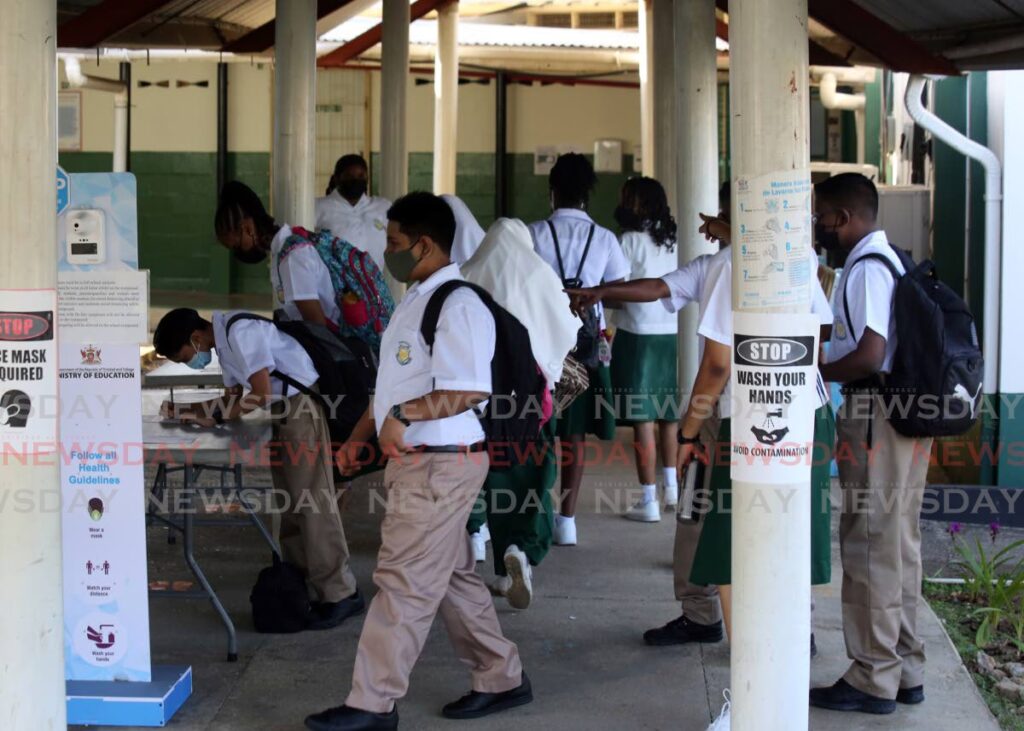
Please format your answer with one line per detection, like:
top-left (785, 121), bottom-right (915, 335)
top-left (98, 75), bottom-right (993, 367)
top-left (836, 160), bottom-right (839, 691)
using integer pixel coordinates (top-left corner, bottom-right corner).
top-left (652, 0), bottom-right (675, 203)
top-left (381, 0), bottom-right (410, 298)
top-left (638, 0), bottom-right (654, 177)
top-left (273, 0), bottom-right (317, 228)
top-left (432, 1), bottom-right (459, 195)
top-left (0, 1), bottom-right (66, 728)
top-left (728, 0), bottom-right (813, 728)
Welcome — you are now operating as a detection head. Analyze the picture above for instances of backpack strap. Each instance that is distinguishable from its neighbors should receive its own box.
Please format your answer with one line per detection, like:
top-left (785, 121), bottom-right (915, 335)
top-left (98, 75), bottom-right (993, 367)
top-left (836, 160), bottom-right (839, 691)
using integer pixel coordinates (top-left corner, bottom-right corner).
top-left (224, 313), bottom-right (314, 401)
top-left (841, 252), bottom-right (902, 344)
top-left (545, 220), bottom-right (596, 283)
top-left (419, 281), bottom-right (494, 352)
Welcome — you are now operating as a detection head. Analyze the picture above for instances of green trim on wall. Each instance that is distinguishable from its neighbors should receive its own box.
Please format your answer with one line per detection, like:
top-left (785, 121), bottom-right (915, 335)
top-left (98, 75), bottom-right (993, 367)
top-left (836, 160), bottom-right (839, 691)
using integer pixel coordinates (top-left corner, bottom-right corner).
top-left (998, 395), bottom-right (1024, 488)
top-left (864, 69), bottom-right (882, 169)
top-left (58, 150), bottom-right (272, 296)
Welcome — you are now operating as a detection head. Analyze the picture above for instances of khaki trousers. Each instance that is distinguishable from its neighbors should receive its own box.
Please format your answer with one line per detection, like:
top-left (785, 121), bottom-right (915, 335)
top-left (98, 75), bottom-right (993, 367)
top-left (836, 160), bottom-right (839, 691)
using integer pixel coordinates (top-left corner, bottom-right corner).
top-left (347, 451), bottom-right (523, 714)
top-left (270, 391), bottom-right (357, 603)
top-left (672, 411), bottom-right (722, 625)
top-left (837, 393), bottom-right (931, 699)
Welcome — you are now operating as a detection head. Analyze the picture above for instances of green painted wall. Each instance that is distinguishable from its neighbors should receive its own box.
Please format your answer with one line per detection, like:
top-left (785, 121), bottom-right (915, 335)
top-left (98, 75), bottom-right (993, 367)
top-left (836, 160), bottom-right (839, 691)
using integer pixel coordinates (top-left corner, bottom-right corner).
top-left (58, 150), bottom-right (272, 296)
top-left (933, 73), bottom-right (988, 334)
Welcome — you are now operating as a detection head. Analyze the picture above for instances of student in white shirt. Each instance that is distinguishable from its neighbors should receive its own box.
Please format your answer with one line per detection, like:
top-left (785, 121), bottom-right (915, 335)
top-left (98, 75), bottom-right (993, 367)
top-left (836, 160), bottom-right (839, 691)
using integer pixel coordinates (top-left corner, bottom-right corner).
top-left (608, 177), bottom-right (683, 523)
top-left (315, 155), bottom-right (391, 269)
top-left (215, 181), bottom-right (340, 327)
top-left (306, 193), bottom-right (530, 731)
top-left (152, 308), bottom-right (362, 630)
top-left (528, 153), bottom-right (630, 546)
top-left (811, 173), bottom-right (930, 716)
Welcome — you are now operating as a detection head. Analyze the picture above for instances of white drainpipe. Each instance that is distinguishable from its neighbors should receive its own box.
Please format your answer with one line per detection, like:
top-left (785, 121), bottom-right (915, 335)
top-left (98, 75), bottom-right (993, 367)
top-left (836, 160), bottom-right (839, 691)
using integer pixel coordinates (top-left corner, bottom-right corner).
top-left (819, 71), bottom-right (867, 163)
top-left (905, 74), bottom-right (1001, 398)
top-left (63, 56), bottom-right (129, 172)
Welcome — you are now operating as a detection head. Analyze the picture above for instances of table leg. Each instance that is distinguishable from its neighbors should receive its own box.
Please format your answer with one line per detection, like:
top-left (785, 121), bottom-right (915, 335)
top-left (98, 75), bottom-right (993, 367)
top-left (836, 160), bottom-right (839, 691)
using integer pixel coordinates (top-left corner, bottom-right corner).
top-left (181, 465), bottom-right (238, 662)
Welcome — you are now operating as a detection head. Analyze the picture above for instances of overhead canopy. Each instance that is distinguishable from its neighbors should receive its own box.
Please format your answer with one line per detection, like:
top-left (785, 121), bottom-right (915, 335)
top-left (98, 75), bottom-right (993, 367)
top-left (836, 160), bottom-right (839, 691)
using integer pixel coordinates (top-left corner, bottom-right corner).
top-left (56, 0), bottom-right (1024, 73)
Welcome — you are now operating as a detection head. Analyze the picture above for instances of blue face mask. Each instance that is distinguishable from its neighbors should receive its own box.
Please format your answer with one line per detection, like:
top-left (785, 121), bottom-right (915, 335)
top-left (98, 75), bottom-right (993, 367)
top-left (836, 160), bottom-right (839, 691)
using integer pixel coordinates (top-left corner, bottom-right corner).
top-left (185, 339), bottom-right (211, 370)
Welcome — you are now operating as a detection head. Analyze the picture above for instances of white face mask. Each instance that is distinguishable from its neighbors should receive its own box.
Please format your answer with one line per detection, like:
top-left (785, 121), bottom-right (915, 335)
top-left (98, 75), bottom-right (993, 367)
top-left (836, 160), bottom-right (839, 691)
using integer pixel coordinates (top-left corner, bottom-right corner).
top-left (0, 403), bottom-right (20, 426)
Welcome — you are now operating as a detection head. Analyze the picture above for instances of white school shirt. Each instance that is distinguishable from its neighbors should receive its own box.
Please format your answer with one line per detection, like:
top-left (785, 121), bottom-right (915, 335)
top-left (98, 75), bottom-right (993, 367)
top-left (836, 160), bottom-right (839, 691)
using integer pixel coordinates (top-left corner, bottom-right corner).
top-left (373, 263), bottom-right (496, 447)
top-left (613, 230), bottom-right (680, 335)
top-left (314, 191), bottom-right (391, 269)
top-left (212, 311), bottom-right (318, 398)
top-left (529, 208), bottom-right (631, 328)
top-left (268, 224), bottom-right (342, 325)
top-left (825, 230), bottom-right (903, 373)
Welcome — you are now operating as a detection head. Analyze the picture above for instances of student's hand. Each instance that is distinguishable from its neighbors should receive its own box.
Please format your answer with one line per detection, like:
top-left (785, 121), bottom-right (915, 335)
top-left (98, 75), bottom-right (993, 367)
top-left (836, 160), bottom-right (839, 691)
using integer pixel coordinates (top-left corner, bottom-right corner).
top-left (378, 416), bottom-right (409, 459)
top-left (335, 440), bottom-right (364, 477)
top-left (698, 213), bottom-right (731, 245)
top-left (160, 401), bottom-right (193, 419)
top-left (676, 440), bottom-right (710, 475)
top-left (179, 411), bottom-right (216, 428)
top-left (565, 286), bottom-right (603, 318)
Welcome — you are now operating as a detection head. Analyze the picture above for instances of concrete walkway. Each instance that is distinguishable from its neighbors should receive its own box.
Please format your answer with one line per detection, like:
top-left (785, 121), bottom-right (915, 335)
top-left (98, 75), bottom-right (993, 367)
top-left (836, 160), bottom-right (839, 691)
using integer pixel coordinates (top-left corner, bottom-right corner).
top-left (99, 431), bottom-right (999, 731)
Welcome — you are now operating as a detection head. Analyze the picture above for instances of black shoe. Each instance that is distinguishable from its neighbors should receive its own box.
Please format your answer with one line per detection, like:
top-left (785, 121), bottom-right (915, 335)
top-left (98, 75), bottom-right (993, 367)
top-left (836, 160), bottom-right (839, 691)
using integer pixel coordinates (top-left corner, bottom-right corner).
top-left (809, 679), bottom-right (896, 715)
top-left (441, 673), bottom-right (533, 720)
top-left (304, 704), bottom-right (398, 731)
top-left (643, 615), bottom-right (724, 646)
top-left (896, 685), bottom-right (925, 705)
top-left (810, 633), bottom-right (817, 659)
top-left (306, 590), bottom-right (366, 631)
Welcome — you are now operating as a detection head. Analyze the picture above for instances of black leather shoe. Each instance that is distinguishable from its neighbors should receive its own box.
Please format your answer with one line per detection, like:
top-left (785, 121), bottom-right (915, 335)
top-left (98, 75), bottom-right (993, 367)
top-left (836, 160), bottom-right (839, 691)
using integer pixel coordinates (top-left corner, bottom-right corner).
top-left (304, 704), bottom-right (398, 731)
top-left (643, 615), bottom-right (724, 646)
top-left (897, 685), bottom-right (924, 705)
top-left (809, 679), bottom-right (896, 715)
top-left (307, 591), bottom-right (366, 631)
top-left (441, 673), bottom-right (533, 719)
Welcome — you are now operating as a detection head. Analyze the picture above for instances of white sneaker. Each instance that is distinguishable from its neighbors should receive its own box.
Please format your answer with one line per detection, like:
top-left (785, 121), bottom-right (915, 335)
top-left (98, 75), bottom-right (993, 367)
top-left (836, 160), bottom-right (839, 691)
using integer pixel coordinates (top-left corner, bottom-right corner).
top-left (471, 524), bottom-right (490, 563)
top-left (489, 575), bottom-right (512, 598)
top-left (553, 515), bottom-right (577, 546)
top-left (707, 690), bottom-right (731, 731)
top-left (663, 482), bottom-right (679, 509)
top-left (503, 545), bottom-right (533, 610)
top-left (623, 498), bottom-right (661, 523)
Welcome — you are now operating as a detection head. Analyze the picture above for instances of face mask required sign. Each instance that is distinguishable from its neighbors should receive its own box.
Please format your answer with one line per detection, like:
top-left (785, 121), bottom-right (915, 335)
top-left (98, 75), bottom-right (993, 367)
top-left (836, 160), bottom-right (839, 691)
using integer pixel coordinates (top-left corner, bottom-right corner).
top-left (731, 311), bottom-right (820, 485)
top-left (0, 289), bottom-right (58, 455)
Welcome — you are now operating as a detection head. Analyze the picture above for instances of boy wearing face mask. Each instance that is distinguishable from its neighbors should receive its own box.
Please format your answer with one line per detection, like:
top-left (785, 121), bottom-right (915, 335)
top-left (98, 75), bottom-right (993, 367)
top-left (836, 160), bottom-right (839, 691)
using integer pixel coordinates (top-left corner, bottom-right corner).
top-left (216, 181), bottom-right (341, 330)
top-left (306, 193), bottom-right (530, 731)
top-left (315, 154), bottom-right (391, 270)
top-left (810, 173), bottom-right (931, 715)
top-left (152, 308), bottom-right (363, 631)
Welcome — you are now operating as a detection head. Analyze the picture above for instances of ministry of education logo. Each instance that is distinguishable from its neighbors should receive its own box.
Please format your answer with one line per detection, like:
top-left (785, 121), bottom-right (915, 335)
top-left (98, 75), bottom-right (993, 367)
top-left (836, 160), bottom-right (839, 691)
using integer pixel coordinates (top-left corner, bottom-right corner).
top-left (80, 345), bottom-right (102, 365)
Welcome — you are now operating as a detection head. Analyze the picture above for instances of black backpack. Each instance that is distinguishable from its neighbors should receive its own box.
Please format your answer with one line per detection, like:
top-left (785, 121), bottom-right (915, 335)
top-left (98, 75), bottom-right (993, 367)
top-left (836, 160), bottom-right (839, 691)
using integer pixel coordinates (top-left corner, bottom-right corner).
top-left (225, 313), bottom-right (377, 446)
top-left (842, 245), bottom-right (983, 438)
top-left (250, 554), bottom-right (310, 633)
top-left (420, 281), bottom-right (548, 469)
top-left (546, 221), bottom-right (601, 369)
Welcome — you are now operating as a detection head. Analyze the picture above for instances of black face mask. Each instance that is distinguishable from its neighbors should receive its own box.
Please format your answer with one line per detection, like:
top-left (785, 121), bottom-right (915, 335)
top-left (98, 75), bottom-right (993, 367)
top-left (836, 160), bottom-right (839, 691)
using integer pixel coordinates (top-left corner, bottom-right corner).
top-left (614, 205), bottom-right (643, 232)
top-left (233, 245), bottom-right (268, 264)
top-left (814, 221), bottom-right (842, 251)
top-left (338, 179), bottom-right (368, 201)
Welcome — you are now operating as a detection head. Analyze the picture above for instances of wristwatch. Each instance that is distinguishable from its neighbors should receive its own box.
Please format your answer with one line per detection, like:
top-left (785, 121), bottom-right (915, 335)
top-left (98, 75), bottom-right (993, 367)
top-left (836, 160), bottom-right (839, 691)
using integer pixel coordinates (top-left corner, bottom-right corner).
top-left (390, 403), bottom-right (411, 427)
top-left (677, 429), bottom-right (700, 445)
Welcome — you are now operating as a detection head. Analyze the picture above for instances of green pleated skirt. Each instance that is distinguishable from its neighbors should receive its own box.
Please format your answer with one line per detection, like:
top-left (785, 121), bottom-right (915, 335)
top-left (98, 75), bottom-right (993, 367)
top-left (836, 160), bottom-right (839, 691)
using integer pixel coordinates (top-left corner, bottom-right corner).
top-left (689, 405), bottom-right (836, 587)
top-left (610, 330), bottom-right (682, 423)
top-left (467, 421), bottom-right (557, 575)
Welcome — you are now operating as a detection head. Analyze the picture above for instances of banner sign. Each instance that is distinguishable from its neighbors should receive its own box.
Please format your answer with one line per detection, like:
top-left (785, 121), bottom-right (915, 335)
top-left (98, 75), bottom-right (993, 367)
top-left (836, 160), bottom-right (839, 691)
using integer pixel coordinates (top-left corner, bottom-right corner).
top-left (59, 173), bottom-right (151, 683)
top-left (731, 311), bottom-right (820, 485)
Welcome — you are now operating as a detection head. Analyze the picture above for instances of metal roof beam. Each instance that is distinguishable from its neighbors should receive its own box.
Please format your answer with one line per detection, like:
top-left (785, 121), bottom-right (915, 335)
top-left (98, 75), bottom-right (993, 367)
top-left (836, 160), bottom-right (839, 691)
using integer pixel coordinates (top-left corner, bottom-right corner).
top-left (58, 0), bottom-right (177, 48)
top-left (223, 0), bottom-right (359, 54)
top-left (715, 8), bottom-right (850, 67)
top-left (318, 0), bottom-right (452, 68)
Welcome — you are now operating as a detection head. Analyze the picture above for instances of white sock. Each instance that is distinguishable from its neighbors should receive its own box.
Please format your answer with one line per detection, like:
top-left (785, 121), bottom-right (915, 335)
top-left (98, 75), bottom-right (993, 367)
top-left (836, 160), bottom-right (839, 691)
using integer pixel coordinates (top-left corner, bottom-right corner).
top-left (556, 514), bottom-right (575, 527)
top-left (642, 484), bottom-right (657, 503)
top-left (662, 467), bottom-right (677, 488)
